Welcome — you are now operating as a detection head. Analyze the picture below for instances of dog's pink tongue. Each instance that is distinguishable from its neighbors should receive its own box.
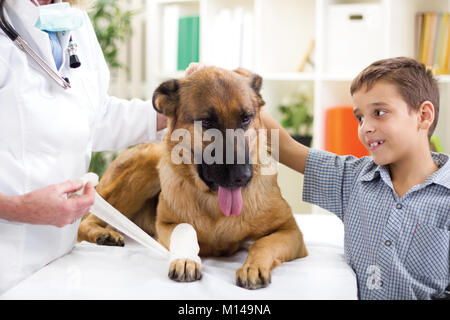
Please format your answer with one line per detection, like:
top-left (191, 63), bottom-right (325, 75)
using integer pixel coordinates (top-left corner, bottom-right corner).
top-left (218, 187), bottom-right (243, 216)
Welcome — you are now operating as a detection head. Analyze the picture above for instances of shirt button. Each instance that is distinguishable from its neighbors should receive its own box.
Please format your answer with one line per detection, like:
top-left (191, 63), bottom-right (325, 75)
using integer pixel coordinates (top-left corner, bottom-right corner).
top-left (378, 280), bottom-right (384, 287)
top-left (396, 203), bottom-right (403, 209)
top-left (385, 240), bottom-right (392, 247)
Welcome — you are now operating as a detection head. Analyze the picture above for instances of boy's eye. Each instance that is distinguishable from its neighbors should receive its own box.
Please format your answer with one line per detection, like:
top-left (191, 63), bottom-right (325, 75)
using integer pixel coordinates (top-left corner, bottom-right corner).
top-left (355, 115), bottom-right (364, 123)
top-left (375, 110), bottom-right (387, 117)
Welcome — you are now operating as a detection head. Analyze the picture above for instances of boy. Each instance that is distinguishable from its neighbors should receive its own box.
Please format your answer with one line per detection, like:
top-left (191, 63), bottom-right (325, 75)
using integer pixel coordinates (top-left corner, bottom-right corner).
top-left (262, 57), bottom-right (449, 299)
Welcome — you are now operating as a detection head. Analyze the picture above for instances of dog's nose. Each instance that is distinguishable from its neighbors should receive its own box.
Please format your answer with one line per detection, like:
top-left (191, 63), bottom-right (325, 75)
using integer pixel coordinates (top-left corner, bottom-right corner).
top-left (229, 165), bottom-right (253, 187)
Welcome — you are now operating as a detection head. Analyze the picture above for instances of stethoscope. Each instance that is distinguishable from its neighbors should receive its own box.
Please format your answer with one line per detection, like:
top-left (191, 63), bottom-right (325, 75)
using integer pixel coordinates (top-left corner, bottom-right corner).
top-left (0, 0), bottom-right (81, 90)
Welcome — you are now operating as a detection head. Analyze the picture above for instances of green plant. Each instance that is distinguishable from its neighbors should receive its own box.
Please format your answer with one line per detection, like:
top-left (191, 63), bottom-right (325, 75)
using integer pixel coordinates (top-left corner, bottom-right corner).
top-left (88, 151), bottom-right (108, 177)
top-left (88, 0), bottom-right (137, 177)
top-left (278, 92), bottom-right (314, 137)
top-left (88, 0), bottom-right (136, 70)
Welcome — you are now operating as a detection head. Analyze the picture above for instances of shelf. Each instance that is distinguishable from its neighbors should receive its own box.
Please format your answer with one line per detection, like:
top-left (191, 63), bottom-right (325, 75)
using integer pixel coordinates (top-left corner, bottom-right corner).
top-left (156, 71), bottom-right (450, 85)
top-left (318, 74), bottom-right (355, 82)
top-left (436, 75), bottom-right (450, 83)
top-left (156, 0), bottom-right (199, 5)
top-left (261, 73), bottom-right (356, 82)
top-left (156, 71), bottom-right (185, 79)
top-left (157, 71), bottom-right (317, 82)
top-left (261, 72), bottom-right (315, 82)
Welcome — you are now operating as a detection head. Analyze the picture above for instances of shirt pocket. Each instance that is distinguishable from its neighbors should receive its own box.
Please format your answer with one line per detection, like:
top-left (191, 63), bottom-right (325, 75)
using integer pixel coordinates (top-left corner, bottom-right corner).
top-left (405, 223), bottom-right (449, 279)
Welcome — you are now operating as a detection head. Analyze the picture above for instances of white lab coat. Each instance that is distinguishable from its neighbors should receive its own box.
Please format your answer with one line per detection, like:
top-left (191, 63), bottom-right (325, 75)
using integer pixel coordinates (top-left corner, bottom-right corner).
top-left (0, 0), bottom-right (160, 295)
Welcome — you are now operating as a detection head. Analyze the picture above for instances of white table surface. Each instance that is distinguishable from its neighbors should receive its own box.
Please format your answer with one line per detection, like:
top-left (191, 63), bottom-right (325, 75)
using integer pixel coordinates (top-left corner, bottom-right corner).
top-left (1, 213), bottom-right (357, 300)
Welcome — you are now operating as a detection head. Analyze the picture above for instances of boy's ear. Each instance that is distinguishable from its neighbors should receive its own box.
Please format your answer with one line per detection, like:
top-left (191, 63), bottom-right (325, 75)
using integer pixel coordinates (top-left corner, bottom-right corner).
top-left (233, 68), bottom-right (263, 95)
top-left (417, 100), bottom-right (435, 130)
top-left (152, 79), bottom-right (180, 117)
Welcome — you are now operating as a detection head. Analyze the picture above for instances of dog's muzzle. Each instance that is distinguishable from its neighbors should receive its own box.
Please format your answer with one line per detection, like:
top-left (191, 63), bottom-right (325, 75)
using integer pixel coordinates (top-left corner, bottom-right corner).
top-left (197, 163), bottom-right (253, 217)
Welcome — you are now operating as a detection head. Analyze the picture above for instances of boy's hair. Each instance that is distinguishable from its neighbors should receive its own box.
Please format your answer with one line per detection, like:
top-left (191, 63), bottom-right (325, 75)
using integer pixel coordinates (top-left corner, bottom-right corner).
top-left (350, 57), bottom-right (439, 139)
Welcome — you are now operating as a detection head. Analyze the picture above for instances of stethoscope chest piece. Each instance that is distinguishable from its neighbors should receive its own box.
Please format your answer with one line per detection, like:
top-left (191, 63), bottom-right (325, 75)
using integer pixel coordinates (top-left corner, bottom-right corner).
top-left (68, 36), bottom-right (81, 68)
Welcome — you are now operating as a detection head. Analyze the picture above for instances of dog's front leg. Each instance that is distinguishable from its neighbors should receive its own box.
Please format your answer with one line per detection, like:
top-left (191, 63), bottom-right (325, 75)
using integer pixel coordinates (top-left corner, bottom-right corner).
top-left (159, 223), bottom-right (202, 282)
top-left (236, 219), bottom-right (307, 289)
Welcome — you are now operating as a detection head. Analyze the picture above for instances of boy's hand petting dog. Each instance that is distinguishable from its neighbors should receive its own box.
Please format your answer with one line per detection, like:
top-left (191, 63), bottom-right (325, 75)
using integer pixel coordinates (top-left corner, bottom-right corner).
top-left (185, 62), bottom-right (206, 77)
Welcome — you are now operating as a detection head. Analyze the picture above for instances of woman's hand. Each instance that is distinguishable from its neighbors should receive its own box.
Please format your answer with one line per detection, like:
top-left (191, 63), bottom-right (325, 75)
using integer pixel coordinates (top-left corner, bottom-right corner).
top-left (157, 112), bottom-right (168, 131)
top-left (3, 180), bottom-right (95, 228)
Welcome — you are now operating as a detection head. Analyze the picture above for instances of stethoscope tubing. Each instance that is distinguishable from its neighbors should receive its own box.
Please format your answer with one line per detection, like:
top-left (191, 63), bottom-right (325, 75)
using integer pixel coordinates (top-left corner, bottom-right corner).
top-left (0, 0), bottom-right (71, 89)
top-left (0, 0), bottom-right (17, 40)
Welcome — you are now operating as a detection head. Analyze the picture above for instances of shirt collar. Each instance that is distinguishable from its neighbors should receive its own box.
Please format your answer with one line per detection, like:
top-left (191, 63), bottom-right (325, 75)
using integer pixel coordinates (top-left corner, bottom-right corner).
top-left (359, 152), bottom-right (450, 190)
top-left (360, 164), bottom-right (381, 182)
top-left (431, 152), bottom-right (450, 189)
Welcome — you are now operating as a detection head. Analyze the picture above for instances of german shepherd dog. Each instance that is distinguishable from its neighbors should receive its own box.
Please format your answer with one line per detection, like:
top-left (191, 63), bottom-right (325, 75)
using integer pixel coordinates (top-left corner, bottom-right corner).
top-left (78, 67), bottom-right (307, 289)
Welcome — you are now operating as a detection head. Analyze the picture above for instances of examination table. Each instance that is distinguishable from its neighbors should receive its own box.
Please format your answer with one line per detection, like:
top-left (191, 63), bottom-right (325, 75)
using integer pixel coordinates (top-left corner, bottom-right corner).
top-left (1, 213), bottom-right (357, 299)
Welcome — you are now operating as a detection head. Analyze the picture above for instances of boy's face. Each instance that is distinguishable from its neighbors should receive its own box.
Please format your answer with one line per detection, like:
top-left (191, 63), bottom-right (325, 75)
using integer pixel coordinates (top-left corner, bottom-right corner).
top-left (352, 81), bottom-right (421, 166)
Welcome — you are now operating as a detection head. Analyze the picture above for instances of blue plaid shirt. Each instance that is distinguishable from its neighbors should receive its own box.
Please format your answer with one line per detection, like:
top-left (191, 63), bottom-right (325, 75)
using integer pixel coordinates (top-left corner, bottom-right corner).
top-left (303, 149), bottom-right (450, 300)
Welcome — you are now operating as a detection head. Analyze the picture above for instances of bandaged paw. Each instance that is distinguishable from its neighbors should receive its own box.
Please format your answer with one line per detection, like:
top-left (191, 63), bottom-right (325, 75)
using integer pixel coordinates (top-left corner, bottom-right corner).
top-left (169, 223), bottom-right (201, 265)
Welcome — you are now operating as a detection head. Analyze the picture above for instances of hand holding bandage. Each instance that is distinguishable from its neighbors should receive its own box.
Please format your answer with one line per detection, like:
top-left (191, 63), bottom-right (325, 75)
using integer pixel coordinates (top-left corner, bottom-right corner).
top-left (5, 179), bottom-right (95, 228)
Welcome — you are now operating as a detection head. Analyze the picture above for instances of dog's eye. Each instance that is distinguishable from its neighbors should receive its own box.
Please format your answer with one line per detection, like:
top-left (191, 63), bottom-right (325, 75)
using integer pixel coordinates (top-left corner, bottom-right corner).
top-left (200, 119), bottom-right (215, 129)
top-left (241, 114), bottom-right (252, 127)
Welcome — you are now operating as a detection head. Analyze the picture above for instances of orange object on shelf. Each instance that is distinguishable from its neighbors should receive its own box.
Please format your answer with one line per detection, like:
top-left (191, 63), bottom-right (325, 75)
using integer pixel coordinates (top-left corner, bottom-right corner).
top-left (324, 105), bottom-right (369, 158)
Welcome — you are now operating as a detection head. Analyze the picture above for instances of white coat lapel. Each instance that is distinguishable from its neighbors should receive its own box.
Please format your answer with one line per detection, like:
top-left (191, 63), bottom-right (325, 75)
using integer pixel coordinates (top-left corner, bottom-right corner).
top-left (4, 0), bottom-right (58, 70)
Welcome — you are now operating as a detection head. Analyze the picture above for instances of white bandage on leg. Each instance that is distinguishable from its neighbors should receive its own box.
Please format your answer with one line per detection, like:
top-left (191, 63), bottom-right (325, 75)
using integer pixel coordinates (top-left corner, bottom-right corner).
top-left (169, 223), bottom-right (201, 265)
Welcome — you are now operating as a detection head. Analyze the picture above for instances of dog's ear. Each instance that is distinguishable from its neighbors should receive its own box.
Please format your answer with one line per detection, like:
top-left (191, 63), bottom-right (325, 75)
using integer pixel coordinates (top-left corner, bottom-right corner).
top-left (234, 68), bottom-right (264, 106)
top-left (152, 79), bottom-right (180, 117)
top-left (233, 68), bottom-right (262, 94)
top-left (250, 74), bottom-right (262, 94)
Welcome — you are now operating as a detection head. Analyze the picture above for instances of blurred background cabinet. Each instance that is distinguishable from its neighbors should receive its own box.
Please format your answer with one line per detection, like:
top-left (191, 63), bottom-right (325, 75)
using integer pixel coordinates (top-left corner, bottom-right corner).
top-left (108, 0), bottom-right (450, 214)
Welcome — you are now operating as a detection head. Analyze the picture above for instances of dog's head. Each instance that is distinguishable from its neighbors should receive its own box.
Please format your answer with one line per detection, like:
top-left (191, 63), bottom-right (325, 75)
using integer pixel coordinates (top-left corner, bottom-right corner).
top-left (152, 67), bottom-right (266, 216)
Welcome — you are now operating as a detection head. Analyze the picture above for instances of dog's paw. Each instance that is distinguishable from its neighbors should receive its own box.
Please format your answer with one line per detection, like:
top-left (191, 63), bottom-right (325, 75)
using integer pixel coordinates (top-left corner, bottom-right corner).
top-left (168, 259), bottom-right (202, 282)
top-left (236, 265), bottom-right (271, 290)
top-left (95, 230), bottom-right (125, 247)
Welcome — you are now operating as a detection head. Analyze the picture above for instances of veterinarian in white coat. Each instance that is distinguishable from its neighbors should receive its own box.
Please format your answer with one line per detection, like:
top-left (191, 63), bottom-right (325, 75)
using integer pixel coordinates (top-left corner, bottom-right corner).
top-left (0, 0), bottom-right (166, 294)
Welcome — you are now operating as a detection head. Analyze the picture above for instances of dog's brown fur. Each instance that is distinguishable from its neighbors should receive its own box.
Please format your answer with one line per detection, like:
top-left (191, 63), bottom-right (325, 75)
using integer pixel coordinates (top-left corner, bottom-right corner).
top-left (78, 67), bottom-right (308, 289)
